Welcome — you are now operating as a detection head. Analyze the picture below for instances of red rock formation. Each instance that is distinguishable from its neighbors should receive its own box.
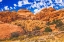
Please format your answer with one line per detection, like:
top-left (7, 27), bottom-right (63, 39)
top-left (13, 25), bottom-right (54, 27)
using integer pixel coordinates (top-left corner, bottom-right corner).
top-left (0, 11), bottom-right (18, 23)
top-left (17, 9), bottom-right (35, 20)
top-left (0, 23), bottom-right (24, 40)
top-left (35, 7), bottom-right (64, 22)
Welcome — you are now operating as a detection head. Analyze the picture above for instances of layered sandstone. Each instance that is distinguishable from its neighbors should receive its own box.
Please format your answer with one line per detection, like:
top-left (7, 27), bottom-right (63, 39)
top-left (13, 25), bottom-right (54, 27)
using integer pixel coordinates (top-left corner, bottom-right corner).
top-left (0, 23), bottom-right (24, 40)
top-left (35, 7), bottom-right (64, 22)
top-left (0, 11), bottom-right (18, 23)
top-left (17, 9), bottom-right (36, 20)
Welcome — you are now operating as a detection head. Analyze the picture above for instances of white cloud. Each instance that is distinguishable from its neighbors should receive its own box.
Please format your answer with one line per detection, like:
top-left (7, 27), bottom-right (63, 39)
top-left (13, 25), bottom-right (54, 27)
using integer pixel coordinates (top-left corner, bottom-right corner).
top-left (14, 7), bottom-right (16, 9)
top-left (0, 0), bottom-right (2, 2)
top-left (31, 2), bottom-right (41, 9)
top-left (14, 4), bottom-right (17, 7)
top-left (4, 6), bottom-right (9, 10)
top-left (22, 0), bottom-right (31, 4)
top-left (34, 9), bottom-right (39, 14)
top-left (55, 0), bottom-right (62, 3)
top-left (18, 0), bottom-right (31, 7)
top-left (10, 7), bottom-right (13, 9)
top-left (30, 0), bottom-right (46, 9)
top-left (18, 1), bottom-right (22, 7)
top-left (34, 9), bottom-right (42, 14)
top-left (1, 8), bottom-right (3, 11)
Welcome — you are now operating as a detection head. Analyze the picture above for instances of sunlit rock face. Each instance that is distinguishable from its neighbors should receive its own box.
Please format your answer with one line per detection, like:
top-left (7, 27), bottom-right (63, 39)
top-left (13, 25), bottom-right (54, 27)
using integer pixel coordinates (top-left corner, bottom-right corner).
top-left (17, 9), bottom-right (33, 16)
top-left (17, 9), bottom-right (36, 20)
top-left (0, 11), bottom-right (18, 23)
top-left (0, 23), bottom-right (24, 40)
top-left (35, 7), bottom-right (64, 22)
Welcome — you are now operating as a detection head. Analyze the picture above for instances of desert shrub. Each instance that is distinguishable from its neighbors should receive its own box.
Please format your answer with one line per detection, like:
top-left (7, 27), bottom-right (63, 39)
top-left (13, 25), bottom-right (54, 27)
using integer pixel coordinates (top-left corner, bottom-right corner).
top-left (11, 32), bottom-right (19, 38)
top-left (46, 19), bottom-right (63, 27)
top-left (52, 19), bottom-right (63, 27)
top-left (46, 21), bottom-right (51, 25)
top-left (44, 27), bottom-right (52, 32)
top-left (59, 25), bottom-right (64, 31)
top-left (33, 26), bottom-right (41, 31)
top-left (31, 26), bottom-right (41, 36)
top-left (27, 31), bottom-right (33, 37)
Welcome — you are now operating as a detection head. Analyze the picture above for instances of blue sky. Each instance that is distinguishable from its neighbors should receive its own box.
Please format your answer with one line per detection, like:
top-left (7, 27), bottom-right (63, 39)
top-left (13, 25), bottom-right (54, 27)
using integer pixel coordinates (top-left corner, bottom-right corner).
top-left (0, 0), bottom-right (64, 13)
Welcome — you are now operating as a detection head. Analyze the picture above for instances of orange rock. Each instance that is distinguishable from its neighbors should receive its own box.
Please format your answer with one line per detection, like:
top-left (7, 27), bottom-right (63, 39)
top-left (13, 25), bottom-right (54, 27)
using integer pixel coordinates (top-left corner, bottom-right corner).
top-left (49, 24), bottom-right (59, 32)
top-left (35, 7), bottom-right (64, 22)
top-left (47, 7), bottom-right (56, 12)
top-left (0, 23), bottom-right (24, 40)
top-left (50, 24), bottom-right (56, 30)
top-left (0, 11), bottom-right (18, 23)
top-left (17, 9), bottom-right (35, 20)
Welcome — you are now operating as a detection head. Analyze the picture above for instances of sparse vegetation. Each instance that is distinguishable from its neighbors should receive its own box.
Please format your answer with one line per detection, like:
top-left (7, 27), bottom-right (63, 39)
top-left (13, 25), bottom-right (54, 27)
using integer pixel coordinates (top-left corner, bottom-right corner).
top-left (52, 19), bottom-right (63, 27)
top-left (44, 27), bottom-right (52, 32)
top-left (11, 32), bottom-right (19, 38)
top-left (0, 7), bottom-right (64, 42)
top-left (33, 26), bottom-right (41, 31)
top-left (46, 19), bottom-right (63, 27)
top-left (59, 25), bottom-right (64, 31)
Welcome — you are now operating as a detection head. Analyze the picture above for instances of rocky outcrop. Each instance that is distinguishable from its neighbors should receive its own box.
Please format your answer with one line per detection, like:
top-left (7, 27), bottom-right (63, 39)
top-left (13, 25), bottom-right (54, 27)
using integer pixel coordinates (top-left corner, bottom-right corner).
top-left (17, 9), bottom-right (35, 20)
top-left (0, 11), bottom-right (18, 23)
top-left (0, 23), bottom-right (24, 40)
top-left (11, 20), bottom-right (46, 32)
top-left (35, 7), bottom-right (64, 22)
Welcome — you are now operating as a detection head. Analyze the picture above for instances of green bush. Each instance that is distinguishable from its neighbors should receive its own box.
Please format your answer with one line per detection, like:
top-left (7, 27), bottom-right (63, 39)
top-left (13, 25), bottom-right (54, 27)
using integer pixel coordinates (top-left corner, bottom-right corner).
top-left (11, 32), bottom-right (19, 38)
top-left (46, 21), bottom-right (51, 25)
top-left (44, 27), bottom-right (52, 32)
top-left (46, 19), bottom-right (63, 27)
top-left (52, 19), bottom-right (63, 27)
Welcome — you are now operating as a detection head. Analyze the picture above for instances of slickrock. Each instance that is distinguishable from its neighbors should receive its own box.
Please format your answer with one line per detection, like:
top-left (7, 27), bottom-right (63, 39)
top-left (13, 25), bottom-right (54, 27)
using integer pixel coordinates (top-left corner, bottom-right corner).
top-left (0, 23), bottom-right (24, 40)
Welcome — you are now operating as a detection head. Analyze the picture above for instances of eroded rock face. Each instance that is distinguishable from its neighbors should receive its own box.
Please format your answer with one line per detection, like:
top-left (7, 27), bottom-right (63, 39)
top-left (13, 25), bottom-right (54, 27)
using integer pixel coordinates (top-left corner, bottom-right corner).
top-left (0, 11), bottom-right (18, 23)
top-left (35, 7), bottom-right (64, 22)
top-left (11, 20), bottom-right (46, 32)
top-left (17, 9), bottom-right (35, 20)
top-left (0, 23), bottom-right (24, 40)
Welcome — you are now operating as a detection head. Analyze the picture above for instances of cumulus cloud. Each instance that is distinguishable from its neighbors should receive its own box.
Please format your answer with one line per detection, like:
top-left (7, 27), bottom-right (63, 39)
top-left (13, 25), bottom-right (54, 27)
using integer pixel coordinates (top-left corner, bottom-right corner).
top-left (14, 4), bottom-right (17, 7)
top-left (34, 9), bottom-right (39, 14)
top-left (0, 0), bottom-right (2, 2)
top-left (4, 6), bottom-right (9, 10)
top-left (31, 0), bottom-right (46, 9)
top-left (1, 8), bottom-right (3, 11)
top-left (0, 0), bottom-right (64, 13)
top-left (14, 7), bottom-right (16, 9)
top-left (18, 1), bottom-right (22, 7)
top-left (55, 0), bottom-right (62, 3)
top-left (18, 0), bottom-right (31, 7)
top-left (10, 7), bottom-right (13, 10)
top-left (22, 0), bottom-right (31, 4)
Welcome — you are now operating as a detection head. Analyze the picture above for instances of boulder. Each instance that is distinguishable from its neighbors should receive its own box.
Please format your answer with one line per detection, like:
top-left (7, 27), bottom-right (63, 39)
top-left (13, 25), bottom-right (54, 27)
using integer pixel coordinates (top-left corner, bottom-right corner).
top-left (0, 23), bottom-right (24, 40)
